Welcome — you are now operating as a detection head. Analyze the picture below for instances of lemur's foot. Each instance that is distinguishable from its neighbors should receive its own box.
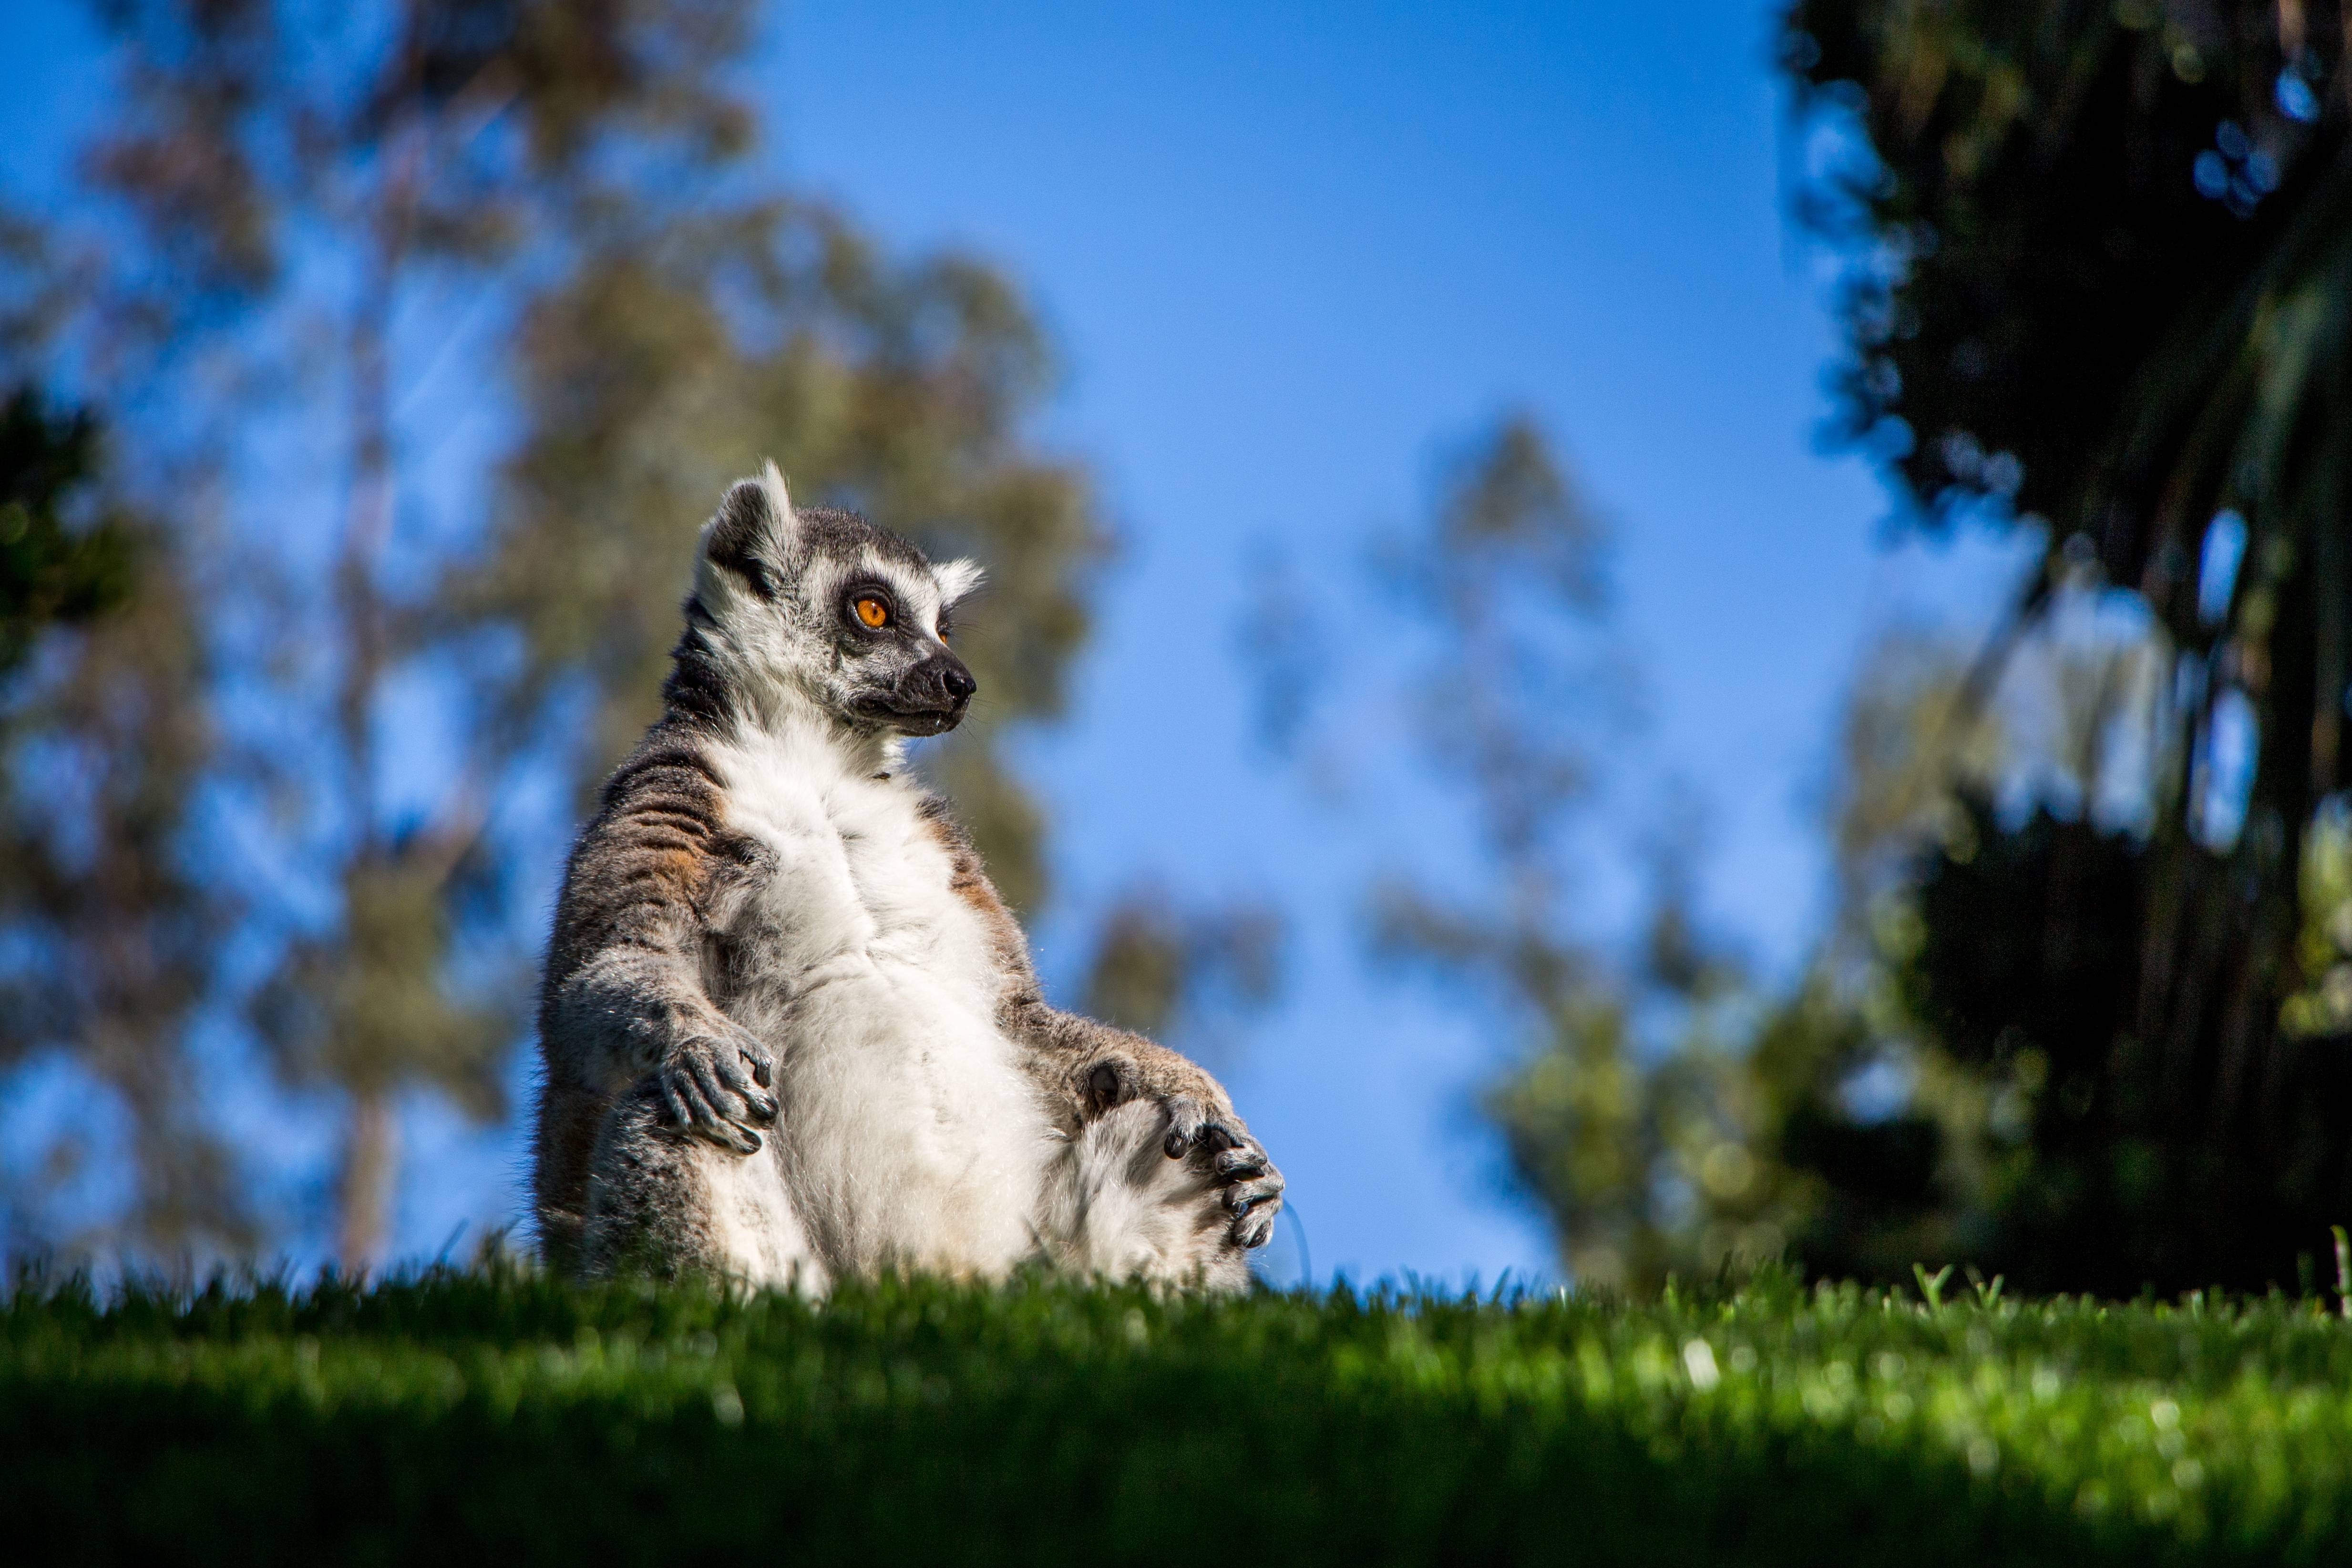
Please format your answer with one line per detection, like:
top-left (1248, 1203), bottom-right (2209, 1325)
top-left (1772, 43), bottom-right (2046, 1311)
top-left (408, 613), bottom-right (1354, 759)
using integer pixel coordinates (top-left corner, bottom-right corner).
top-left (656, 1027), bottom-right (778, 1155)
top-left (1163, 1096), bottom-right (1285, 1250)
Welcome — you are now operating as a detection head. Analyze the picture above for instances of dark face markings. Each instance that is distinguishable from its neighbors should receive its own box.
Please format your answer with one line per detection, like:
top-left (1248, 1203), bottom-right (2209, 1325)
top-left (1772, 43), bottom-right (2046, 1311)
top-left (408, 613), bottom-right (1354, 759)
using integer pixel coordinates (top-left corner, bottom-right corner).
top-left (692, 493), bottom-right (975, 735)
top-left (706, 539), bottom-right (775, 602)
top-left (792, 505), bottom-right (932, 576)
top-left (833, 574), bottom-right (974, 737)
top-left (841, 578), bottom-right (901, 635)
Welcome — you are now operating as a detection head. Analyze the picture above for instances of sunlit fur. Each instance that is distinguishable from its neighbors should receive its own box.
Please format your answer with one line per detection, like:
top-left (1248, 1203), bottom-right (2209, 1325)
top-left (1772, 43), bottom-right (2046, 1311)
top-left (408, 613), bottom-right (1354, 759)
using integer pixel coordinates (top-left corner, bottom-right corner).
top-left (531, 467), bottom-right (1282, 1293)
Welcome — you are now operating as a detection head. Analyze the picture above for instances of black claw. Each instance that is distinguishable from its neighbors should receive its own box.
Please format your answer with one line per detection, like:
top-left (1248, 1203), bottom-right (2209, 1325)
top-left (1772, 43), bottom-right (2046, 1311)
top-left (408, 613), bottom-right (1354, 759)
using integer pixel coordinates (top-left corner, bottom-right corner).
top-left (694, 1119), bottom-right (760, 1156)
top-left (1162, 1096), bottom-right (1210, 1159)
top-left (1224, 1173), bottom-right (1284, 1214)
top-left (1214, 1146), bottom-right (1266, 1178)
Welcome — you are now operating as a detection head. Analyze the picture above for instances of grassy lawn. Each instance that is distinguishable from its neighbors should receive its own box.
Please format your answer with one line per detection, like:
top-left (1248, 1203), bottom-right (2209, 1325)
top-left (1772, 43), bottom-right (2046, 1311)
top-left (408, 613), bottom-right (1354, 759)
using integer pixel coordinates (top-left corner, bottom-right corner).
top-left (8, 1261), bottom-right (2352, 1564)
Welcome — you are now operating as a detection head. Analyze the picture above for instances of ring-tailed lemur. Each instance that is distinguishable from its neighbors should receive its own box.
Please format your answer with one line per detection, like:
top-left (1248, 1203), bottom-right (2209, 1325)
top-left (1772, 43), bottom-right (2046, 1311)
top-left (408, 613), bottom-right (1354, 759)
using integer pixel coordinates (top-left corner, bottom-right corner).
top-left (530, 465), bottom-right (1283, 1292)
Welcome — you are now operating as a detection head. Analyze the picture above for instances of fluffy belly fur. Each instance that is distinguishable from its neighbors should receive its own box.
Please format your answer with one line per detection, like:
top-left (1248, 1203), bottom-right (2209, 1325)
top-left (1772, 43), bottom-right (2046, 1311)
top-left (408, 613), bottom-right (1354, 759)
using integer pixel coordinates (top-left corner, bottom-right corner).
top-left (709, 738), bottom-right (1058, 1281)
top-left (755, 953), bottom-right (1052, 1276)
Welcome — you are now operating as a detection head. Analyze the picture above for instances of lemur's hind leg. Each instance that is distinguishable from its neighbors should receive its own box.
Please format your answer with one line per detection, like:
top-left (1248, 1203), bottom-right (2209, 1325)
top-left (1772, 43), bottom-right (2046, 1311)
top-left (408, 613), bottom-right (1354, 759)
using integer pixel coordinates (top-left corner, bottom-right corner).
top-left (582, 1081), bottom-right (827, 1293)
top-left (1048, 1098), bottom-right (1265, 1291)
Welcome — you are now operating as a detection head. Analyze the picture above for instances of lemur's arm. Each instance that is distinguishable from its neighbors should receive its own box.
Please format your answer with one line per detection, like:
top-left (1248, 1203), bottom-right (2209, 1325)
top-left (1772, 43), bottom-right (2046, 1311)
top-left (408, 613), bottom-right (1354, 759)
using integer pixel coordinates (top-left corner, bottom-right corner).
top-left (539, 732), bottom-right (779, 1155)
top-left (921, 800), bottom-right (1284, 1247)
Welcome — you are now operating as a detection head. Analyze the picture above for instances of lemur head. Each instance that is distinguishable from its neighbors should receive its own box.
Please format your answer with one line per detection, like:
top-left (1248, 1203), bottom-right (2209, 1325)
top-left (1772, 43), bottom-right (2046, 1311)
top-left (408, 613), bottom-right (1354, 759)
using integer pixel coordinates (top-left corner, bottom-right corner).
top-left (686, 463), bottom-right (982, 737)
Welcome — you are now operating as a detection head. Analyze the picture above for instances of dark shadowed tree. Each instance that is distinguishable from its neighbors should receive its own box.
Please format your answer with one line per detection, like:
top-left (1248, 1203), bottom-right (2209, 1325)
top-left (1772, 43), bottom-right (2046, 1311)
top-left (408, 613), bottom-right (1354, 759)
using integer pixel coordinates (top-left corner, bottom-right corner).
top-left (0, 389), bottom-right (131, 673)
top-left (1784, 0), bottom-right (2352, 1290)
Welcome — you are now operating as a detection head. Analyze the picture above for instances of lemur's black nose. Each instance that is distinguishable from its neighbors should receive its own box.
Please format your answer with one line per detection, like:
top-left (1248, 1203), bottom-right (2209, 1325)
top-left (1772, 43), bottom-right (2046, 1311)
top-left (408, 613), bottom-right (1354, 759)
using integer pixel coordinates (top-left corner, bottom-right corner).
top-left (942, 665), bottom-right (977, 702)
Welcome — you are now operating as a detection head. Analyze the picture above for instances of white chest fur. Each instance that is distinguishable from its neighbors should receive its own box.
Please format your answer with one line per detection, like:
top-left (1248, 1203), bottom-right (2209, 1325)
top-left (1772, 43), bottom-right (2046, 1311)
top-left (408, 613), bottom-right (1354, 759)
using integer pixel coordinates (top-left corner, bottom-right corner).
top-left (702, 725), bottom-right (1055, 1279)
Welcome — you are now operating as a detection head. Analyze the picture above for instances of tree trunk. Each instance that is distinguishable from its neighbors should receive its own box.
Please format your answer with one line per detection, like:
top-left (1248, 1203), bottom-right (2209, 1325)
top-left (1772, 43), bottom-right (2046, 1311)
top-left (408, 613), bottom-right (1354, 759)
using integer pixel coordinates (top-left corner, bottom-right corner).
top-left (324, 91), bottom-right (421, 1265)
top-left (337, 1089), bottom-right (397, 1271)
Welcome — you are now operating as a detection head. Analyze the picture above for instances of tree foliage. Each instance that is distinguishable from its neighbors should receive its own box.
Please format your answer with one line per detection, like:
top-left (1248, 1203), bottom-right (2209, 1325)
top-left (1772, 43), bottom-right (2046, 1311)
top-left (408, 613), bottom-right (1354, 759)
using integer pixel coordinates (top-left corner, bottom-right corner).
top-left (0, 389), bottom-right (130, 673)
top-left (1376, 417), bottom-right (1705, 1291)
top-left (1781, 0), bottom-right (2352, 1290)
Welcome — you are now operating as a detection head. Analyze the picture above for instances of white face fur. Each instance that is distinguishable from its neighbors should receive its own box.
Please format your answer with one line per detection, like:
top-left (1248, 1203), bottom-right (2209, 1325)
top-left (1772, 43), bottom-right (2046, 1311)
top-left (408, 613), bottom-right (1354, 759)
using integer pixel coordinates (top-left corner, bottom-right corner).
top-left (690, 464), bottom-right (983, 738)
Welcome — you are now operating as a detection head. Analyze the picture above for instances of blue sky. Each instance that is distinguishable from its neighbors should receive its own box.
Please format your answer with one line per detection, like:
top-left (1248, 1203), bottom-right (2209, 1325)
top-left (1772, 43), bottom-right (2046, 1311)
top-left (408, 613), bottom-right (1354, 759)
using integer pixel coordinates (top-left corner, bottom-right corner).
top-left (2, 2), bottom-right (2028, 1283)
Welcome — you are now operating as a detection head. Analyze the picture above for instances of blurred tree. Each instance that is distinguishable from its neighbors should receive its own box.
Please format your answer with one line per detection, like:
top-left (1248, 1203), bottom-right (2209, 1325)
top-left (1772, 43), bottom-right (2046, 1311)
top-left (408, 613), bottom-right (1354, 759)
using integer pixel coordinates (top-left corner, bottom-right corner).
top-left (1376, 419), bottom-right (1878, 1293)
top-left (1373, 415), bottom-right (1745, 1292)
top-left (1079, 886), bottom-right (1282, 1068)
top-left (0, 381), bottom-right (244, 1257)
top-left (0, 389), bottom-right (131, 672)
top-left (1464, 613), bottom-right (2164, 1294)
top-left (1406, 416), bottom-right (2179, 1291)
top-left (1467, 873), bottom-right (1822, 1295)
top-left (12, 0), bottom-right (1119, 1267)
top-left (1784, 0), bottom-right (2352, 1290)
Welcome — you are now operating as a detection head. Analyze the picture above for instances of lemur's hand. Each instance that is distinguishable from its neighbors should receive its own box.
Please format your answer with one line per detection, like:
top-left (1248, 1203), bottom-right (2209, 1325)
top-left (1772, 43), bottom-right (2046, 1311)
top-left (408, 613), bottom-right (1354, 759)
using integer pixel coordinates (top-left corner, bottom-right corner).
top-left (656, 1022), bottom-right (778, 1155)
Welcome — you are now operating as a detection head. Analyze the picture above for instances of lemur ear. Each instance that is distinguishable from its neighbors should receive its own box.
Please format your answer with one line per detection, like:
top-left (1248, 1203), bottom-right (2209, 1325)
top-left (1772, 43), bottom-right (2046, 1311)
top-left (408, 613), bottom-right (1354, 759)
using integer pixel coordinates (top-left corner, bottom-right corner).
top-left (753, 460), bottom-right (799, 542)
top-left (933, 556), bottom-right (984, 607)
top-left (698, 461), bottom-right (802, 587)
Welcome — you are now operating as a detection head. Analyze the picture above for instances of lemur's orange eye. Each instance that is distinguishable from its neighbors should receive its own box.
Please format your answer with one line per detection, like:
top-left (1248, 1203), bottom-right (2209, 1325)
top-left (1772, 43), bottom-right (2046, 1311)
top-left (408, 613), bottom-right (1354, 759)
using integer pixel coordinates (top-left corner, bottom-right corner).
top-left (855, 596), bottom-right (890, 629)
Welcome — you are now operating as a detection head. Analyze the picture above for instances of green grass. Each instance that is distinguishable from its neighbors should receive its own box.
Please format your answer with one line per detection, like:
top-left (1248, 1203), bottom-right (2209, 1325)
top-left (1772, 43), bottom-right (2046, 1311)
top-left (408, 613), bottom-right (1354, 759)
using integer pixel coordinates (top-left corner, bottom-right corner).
top-left (9, 1262), bottom-right (2352, 1564)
